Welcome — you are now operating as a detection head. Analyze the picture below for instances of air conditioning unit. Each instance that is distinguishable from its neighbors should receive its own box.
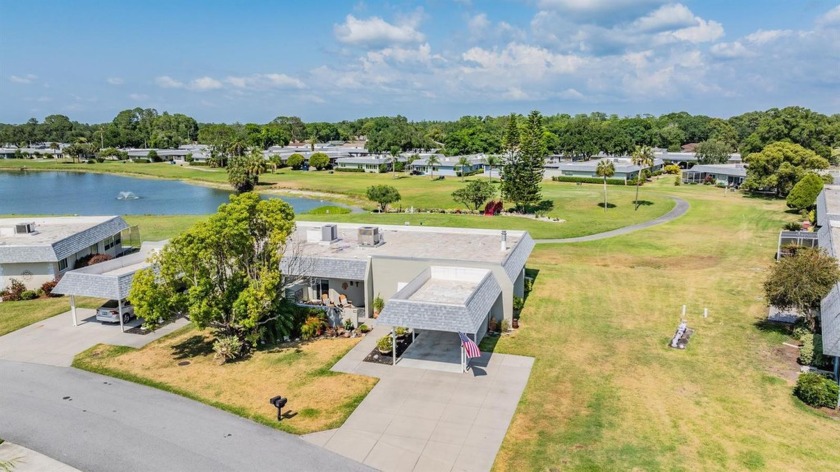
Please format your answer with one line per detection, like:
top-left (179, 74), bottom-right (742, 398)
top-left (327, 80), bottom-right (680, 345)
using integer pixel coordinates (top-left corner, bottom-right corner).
top-left (321, 224), bottom-right (338, 242)
top-left (14, 223), bottom-right (35, 235)
top-left (358, 226), bottom-right (382, 247)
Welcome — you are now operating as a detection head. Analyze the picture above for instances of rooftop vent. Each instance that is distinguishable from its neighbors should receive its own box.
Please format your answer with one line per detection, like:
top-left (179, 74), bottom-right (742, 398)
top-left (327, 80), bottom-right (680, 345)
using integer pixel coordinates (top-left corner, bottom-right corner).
top-left (358, 226), bottom-right (382, 247)
top-left (15, 223), bottom-right (35, 235)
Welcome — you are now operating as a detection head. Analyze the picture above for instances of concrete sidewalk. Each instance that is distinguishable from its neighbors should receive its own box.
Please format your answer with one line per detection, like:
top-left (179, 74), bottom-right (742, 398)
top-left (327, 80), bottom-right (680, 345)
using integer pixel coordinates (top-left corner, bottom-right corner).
top-left (0, 442), bottom-right (81, 472)
top-left (0, 309), bottom-right (188, 366)
top-left (304, 327), bottom-right (533, 472)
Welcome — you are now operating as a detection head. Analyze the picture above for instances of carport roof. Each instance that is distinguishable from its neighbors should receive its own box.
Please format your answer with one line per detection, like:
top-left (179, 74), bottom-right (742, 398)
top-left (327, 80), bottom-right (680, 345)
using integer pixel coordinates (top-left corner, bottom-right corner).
top-left (378, 266), bottom-right (500, 334)
top-left (53, 241), bottom-right (165, 300)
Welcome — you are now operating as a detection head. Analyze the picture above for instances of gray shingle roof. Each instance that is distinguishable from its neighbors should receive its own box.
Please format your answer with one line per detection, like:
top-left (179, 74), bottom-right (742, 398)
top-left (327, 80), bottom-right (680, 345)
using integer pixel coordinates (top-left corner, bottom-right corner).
top-left (503, 233), bottom-right (535, 282)
top-left (0, 216), bottom-right (128, 264)
top-left (818, 223), bottom-right (840, 357)
top-left (52, 242), bottom-right (162, 300)
top-left (378, 268), bottom-right (501, 334)
top-left (280, 256), bottom-right (368, 280)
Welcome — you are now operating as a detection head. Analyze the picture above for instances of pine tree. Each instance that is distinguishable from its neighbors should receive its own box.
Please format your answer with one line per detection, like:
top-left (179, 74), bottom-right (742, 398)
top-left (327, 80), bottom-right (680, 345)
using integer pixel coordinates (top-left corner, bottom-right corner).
top-left (501, 111), bottom-right (545, 212)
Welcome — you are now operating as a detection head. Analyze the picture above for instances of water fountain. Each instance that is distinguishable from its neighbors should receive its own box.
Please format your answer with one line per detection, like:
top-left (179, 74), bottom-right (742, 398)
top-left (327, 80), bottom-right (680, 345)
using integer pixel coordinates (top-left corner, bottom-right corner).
top-left (116, 191), bottom-right (139, 200)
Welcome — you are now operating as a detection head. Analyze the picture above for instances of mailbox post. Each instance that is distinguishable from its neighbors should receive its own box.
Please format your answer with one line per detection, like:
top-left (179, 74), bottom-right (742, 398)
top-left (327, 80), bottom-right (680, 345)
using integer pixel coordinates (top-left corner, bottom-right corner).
top-left (269, 395), bottom-right (287, 421)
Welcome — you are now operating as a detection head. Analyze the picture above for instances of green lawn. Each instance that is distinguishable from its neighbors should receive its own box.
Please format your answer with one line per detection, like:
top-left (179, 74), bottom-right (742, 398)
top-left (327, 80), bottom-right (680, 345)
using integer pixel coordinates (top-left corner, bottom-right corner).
top-left (0, 296), bottom-right (101, 336)
top-left (490, 185), bottom-right (839, 471)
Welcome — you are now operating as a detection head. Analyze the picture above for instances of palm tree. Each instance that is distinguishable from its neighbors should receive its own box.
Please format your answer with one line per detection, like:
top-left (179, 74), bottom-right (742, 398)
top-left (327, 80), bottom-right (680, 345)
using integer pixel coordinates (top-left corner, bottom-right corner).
top-left (427, 155), bottom-right (441, 180)
top-left (631, 145), bottom-right (654, 211)
top-left (390, 147), bottom-right (401, 179)
top-left (485, 155), bottom-right (500, 181)
top-left (457, 156), bottom-right (471, 182)
top-left (595, 160), bottom-right (615, 212)
top-left (227, 138), bottom-right (247, 158)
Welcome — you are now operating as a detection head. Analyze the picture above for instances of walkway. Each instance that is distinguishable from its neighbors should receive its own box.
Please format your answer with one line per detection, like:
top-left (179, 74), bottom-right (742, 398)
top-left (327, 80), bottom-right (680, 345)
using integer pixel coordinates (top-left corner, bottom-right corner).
top-left (0, 360), bottom-right (370, 472)
top-left (304, 327), bottom-right (534, 472)
top-left (535, 196), bottom-right (689, 244)
top-left (0, 309), bottom-right (188, 367)
top-left (0, 442), bottom-right (81, 472)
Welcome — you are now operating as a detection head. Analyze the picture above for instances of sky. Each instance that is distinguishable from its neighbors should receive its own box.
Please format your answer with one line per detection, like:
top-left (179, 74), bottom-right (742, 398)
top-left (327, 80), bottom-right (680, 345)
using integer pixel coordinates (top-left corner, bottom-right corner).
top-left (1, 0), bottom-right (839, 124)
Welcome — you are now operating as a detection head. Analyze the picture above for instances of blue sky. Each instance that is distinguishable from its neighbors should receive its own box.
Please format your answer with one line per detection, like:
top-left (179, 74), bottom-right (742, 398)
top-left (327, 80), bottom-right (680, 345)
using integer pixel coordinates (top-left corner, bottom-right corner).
top-left (1, 0), bottom-right (838, 123)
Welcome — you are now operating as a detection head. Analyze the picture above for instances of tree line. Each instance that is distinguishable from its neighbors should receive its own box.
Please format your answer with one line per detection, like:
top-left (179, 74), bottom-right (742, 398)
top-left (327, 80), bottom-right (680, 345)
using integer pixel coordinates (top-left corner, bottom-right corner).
top-left (2, 106), bottom-right (838, 163)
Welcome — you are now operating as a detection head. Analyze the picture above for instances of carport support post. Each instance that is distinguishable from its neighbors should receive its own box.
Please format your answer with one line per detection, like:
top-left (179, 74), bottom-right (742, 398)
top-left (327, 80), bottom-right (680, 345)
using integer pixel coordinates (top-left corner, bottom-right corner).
top-left (70, 295), bottom-right (77, 327)
top-left (118, 299), bottom-right (125, 333)
top-left (392, 329), bottom-right (396, 366)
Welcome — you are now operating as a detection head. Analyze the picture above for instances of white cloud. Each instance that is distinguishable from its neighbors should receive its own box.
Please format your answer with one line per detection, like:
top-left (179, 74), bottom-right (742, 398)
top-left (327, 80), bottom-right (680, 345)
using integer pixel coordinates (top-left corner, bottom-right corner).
top-left (667, 17), bottom-right (723, 43)
top-left (9, 74), bottom-right (37, 84)
top-left (225, 73), bottom-right (305, 90)
top-left (632, 4), bottom-right (696, 32)
top-left (155, 76), bottom-right (184, 88)
top-left (128, 93), bottom-right (149, 101)
top-left (817, 5), bottom-right (840, 28)
top-left (188, 76), bottom-right (223, 91)
top-left (334, 12), bottom-right (424, 47)
top-left (106, 77), bottom-right (124, 85)
top-left (468, 13), bottom-right (490, 38)
top-left (744, 29), bottom-right (792, 44)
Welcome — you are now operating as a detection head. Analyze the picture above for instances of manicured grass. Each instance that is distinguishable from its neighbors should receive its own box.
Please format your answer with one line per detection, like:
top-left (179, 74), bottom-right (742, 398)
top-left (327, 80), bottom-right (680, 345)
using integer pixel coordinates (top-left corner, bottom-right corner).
top-left (72, 327), bottom-right (377, 434)
top-left (0, 296), bottom-right (102, 336)
top-left (490, 186), bottom-right (840, 471)
top-left (301, 205), bottom-right (352, 215)
top-left (122, 214), bottom-right (208, 242)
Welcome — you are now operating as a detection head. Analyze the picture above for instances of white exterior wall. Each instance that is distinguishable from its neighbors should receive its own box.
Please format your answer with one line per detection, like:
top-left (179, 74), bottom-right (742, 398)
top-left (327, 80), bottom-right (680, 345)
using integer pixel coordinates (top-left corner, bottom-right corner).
top-left (0, 262), bottom-right (57, 290)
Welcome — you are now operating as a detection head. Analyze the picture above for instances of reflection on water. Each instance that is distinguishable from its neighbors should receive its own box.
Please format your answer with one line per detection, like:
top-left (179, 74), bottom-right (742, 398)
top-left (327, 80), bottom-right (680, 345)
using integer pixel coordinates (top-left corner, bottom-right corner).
top-left (0, 171), bottom-right (334, 215)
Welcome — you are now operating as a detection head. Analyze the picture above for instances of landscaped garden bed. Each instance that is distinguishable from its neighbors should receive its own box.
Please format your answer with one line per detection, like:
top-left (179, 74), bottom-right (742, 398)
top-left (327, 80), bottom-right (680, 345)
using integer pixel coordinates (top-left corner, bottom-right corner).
top-left (363, 330), bottom-right (418, 365)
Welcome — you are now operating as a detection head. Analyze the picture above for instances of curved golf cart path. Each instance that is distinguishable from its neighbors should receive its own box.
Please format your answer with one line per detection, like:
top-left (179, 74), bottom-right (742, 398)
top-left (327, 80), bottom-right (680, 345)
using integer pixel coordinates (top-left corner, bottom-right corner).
top-left (0, 360), bottom-right (372, 472)
top-left (535, 196), bottom-right (689, 244)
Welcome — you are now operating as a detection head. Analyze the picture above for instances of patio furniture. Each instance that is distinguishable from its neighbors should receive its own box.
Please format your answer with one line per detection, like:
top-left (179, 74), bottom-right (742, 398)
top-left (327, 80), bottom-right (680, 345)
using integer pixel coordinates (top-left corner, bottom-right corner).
top-left (321, 294), bottom-right (331, 306)
top-left (339, 294), bottom-right (352, 307)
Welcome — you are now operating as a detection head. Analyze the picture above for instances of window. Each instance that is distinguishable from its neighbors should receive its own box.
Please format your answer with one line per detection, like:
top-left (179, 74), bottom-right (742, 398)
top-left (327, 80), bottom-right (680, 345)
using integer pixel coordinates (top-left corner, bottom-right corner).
top-left (90, 243), bottom-right (99, 254)
top-left (58, 258), bottom-right (68, 271)
top-left (114, 233), bottom-right (121, 245)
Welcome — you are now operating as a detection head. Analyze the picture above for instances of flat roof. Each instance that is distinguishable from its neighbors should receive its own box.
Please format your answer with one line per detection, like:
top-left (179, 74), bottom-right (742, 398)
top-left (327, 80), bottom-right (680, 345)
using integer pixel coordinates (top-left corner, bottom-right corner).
top-left (288, 222), bottom-right (526, 265)
top-left (0, 216), bottom-right (118, 246)
top-left (822, 185), bottom-right (840, 218)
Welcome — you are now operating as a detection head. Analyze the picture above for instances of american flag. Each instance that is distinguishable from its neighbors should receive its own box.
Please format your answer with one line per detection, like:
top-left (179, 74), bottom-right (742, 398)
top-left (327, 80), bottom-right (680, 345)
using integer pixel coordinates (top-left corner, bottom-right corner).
top-left (458, 332), bottom-right (481, 359)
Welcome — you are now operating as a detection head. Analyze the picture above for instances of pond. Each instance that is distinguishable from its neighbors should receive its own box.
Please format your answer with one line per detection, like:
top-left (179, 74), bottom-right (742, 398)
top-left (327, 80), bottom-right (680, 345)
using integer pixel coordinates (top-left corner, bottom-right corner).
top-left (0, 171), bottom-right (339, 215)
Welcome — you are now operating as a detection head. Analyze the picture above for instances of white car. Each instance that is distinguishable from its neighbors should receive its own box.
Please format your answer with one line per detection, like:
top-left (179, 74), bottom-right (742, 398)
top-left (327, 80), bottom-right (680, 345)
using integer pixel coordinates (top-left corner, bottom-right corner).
top-left (96, 299), bottom-right (135, 324)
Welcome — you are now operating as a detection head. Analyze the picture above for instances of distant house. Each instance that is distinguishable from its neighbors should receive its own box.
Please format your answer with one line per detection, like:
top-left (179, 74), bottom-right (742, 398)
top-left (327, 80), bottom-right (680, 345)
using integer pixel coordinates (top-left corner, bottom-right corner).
top-left (410, 154), bottom-right (485, 176)
top-left (544, 157), bottom-right (664, 182)
top-left (0, 216), bottom-right (129, 290)
top-left (334, 157), bottom-right (392, 173)
top-left (0, 145), bottom-right (64, 159)
top-left (815, 185), bottom-right (840, 381)
top-left (657, 150), bottom-right (742, 168)
top-left (681, 164), bottom-right (747, 187)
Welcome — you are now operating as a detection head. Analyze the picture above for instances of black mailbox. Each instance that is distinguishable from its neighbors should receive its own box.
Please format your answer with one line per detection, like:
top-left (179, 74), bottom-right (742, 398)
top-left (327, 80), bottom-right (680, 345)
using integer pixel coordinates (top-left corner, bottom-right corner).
top-left (269, 395), bottom-right (288, 421)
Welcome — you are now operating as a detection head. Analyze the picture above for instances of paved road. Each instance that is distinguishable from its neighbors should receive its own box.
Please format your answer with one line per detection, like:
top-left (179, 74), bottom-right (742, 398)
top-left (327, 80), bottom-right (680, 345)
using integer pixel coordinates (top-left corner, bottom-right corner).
top-left (0, 360), bottom-right (371, 472)
top-left (535, 196), bottom-right (689, 244)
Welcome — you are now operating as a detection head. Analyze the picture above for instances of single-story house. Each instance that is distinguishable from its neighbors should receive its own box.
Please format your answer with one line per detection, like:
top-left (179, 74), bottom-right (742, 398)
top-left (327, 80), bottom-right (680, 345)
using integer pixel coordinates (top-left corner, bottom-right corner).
top-left (334, 157), bottom-right (393, 173)
top-left (544, 157), bottom-right (664, 182)
top-left (0, 216), bottom-right (129, 290)
top-left (409, 155), bottom-right (486, 177)
top-left (815, 185), bottom-right (840, 381)
top-left (280, 223), bottom-right (534, 343)
top-left (0, 146), bottom-right (64, 159)
top-left (657, 151), bottom-right (742, 168)
top-left (681, 164), bottom-right (747, 187)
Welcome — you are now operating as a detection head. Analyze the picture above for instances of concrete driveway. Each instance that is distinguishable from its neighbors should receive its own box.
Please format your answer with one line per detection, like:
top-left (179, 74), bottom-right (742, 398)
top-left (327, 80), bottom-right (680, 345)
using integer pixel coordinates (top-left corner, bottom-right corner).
top-left (304, 327), bottom-right (533, 472)
top-left (0, 308), bottom-right (188, 366)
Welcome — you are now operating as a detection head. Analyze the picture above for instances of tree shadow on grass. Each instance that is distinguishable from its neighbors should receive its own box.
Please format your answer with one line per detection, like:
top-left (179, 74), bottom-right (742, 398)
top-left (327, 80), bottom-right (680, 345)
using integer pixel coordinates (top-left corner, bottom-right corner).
top-left (597, 202), bottom-right (617, 209)
top-left (171, 335), bottom-right (215, 359)
top-left (753, 319), bottom-right (794, 337)
top-left (633, 200), bottom-right (654, 206)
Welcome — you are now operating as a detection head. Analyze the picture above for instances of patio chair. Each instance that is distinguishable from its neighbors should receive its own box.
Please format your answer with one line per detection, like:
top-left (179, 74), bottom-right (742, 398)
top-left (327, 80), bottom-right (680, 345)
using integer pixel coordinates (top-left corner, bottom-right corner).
top-left (339, 294), bottom-right (352, 307)
top-left (321, 294), bottom-right (331, 306)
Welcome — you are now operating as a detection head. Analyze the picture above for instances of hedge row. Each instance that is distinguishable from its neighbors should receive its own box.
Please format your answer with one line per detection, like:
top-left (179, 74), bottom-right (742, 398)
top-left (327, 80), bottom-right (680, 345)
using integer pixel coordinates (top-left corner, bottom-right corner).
top-left (551, 176), bottom-right (628, 185)
top-left (335, 167), bottom-right (365, 173)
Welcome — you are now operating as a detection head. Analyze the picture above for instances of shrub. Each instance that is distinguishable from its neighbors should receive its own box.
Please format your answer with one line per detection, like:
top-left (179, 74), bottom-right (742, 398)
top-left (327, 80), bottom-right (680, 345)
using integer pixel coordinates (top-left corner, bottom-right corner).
top-left (501, 319), bottom-right (511, 332)
top-left (786, 173), bottom-right (824, 211)
top-left (212, 335), bottom-right (243, 364)
top-left (813, 334), bottom-right (826, 368)
top-left (1, 279), bottom-right (26, 301)
top-left (799, 332), bottom-right (815, 365)
top-left (784, 221), bottom-right (803, 231)
top-left (792, 325), bottom-right (810, 341)
top-left (373, 294), bottom-right (385, 313)
top-left (73, 252), bottom-right (114, 269)
top-left (513, 296), bottom-right (525, 311)
top-left (377, 335), bottom-right (394, 352)
top-left (40, 279), bottom-right (59, 297)
top-left (664, 164), bottom-right (681, 174)
top-left (674, 175), bottom-right (681, 186)
top-left (358, 324), bottom-right (370, 333)
top-left (300, 315), bottom-right (324, 340)
top-left (20, 290), bottom-right (38, 300)
top-left (551, 176), bottom-right (626, 185)
top-left (133, 158), bottom-right (151, 163)
top-left (395, 326), bottom-right (409, 337)
top-left (304, 205), bottom-right (351, 215)
top-left (793, 373), bottom-right (839, 408)
top-left (343, 318), bottom-right (354, 331)
top-left (524, 277), bottom-right (534, 293)
top-left (335, 167), bottom-right (365, 172)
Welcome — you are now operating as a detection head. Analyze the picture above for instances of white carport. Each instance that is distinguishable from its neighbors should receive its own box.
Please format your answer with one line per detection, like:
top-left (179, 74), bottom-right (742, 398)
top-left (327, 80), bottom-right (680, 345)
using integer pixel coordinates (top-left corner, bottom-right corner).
top-left (377, 266), bottom-right (503, 372)
top-left (52, 242), bottom-right (164, 332)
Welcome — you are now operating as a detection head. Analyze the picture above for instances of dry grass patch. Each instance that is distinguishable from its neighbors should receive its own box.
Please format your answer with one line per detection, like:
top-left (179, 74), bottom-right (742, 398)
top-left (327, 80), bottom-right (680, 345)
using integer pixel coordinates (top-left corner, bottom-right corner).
top-left (74, 327), bottom-right (377, 434)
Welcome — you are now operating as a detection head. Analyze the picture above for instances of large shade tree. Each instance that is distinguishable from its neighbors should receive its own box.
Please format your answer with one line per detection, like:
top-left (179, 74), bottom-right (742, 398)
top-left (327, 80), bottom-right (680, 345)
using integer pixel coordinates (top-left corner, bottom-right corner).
top-left (742, 142), bottom-right (830, 197)
top-left (366, 185), bottom-right (401, 212)
top-left (129, 193), bottom-right (297, 356)
top-left (764, 247), bottom-right (840, 330)
top-left (452, 179), bottom-right (495, 211)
